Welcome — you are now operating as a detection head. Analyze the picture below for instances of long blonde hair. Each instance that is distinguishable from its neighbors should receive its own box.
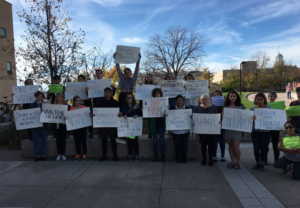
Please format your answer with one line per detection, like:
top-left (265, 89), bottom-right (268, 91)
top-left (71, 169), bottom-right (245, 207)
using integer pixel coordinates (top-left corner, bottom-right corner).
top-left (55, 93), bottom-right (65, 105)
top-left (200, 94), bottom-right (211, 106)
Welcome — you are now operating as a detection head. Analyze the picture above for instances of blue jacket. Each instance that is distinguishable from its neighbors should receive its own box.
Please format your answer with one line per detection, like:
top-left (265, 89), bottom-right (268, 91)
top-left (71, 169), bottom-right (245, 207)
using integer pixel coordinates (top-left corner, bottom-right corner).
top-left (121, 103), bottom-right (142, 117)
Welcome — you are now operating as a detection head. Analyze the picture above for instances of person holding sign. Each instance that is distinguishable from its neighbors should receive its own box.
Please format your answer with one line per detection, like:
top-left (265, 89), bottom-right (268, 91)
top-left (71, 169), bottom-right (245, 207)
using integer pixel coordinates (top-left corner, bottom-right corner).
top-left (250, 93), bottom-right (271, 171)
top-left (194, 94), bottom-right (220, 166)
top-left (223, 91), bottom-right (245, 169)
top-left (184, 74), bottom-right (199, 110)
top-left (47, 75), bottom-right (65, 104)
top-left (119, 92), bottom-right (142, 161)
top-left (164, 73), bottom-right (176, 108)
top-left (288, 87), bottom-right (300, 132)
top-left (275, 121), bottom-right (300, 180)
top-left (113, 52), bottom-right (141, 109)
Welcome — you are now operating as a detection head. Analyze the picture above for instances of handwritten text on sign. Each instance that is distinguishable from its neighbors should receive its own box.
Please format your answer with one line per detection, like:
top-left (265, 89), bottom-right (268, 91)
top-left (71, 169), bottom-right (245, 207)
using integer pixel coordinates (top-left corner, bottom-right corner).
top-left (267, 101), bottom-right (285, 110)
top-left (87, 79), bottom-right (112, 98)
top-left (135, 84), bottom-right (160, 100)
top-left (285, 106), bottom-right (300, 117)
top-left (161, 80), bottom-right (185, 98)
top-left (193, 113), bottom-right (221, 134)
top-left (40, 104), bottom-right (67, 124)
top-left (64, 108), bottom-right (92, 131)
top-left (93, 108), bottom-right (119, 128)
top-left (65, 82), bottom-right (88, 100)
top-left (254, 108), bottom-right (286, 130)
top-left (14, 108), bottom-right (43, 130)
top-left (283, 136), bottom-right (300, 149)
top-left (222, 108), bottom-right (254, 133)
top-left (212, 96), bottom-right (225, 106)
top-left (12, 85), bottom-right (39, 104)
top-left (142, 97), bottom-right (169, 118)
top-left (118, 117), bottom-right (143, 137)
top-left (114, 45), bottom-right (141, 64)
top-left (166, 109), bottom-right (192, 130)
top-left (185, 80), bottom-right (209, 98)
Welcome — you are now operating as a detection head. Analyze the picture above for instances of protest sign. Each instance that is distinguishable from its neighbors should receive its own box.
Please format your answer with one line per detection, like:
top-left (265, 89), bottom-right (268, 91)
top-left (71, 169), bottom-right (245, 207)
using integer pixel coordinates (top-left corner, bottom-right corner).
top-left (254, 108), bottom-right (286, 130)
top-left (166, 109), bottom-right (192, 130)
top-left (161, 80), bottom-right (185, 98)
top-left (185, 80), bottom-right (209, 98)
top-left (267, 101), bottom-right (285, 110)
top-left (135, 84), bottom-right (160, 100)
top-left (114, 45), bottom-right (141, 64)
top-left (12, 85), bottom-right (39, 104)
top-left (64, 108), bottom-right (92, 131)
top-left (93, 108), bottom-right (119, 128)
top-left (14, 108), bottom-right (43, 130)
top-left (87, 79), bottom-right (112, 98)
top-left (118, 117), bottom-right (143, 137)
top-left (142, 97), bottom-right (169, 118)
top-left (40, 103), bottom-right (67, 124)
top-left (48, 84), bottom-right (63, 93)
top-left (285, 106), bottom-right (300, 117)
top-left (283, 136), bottom-right (300, 149)
top-left (65, 82), bottom-right (88, 100)
top-left (193, 113), bottom-right (221, 134)
top-left (222, 108), bottom-right (254, 133)
top-left (212, 96), bottom-right (225, 106)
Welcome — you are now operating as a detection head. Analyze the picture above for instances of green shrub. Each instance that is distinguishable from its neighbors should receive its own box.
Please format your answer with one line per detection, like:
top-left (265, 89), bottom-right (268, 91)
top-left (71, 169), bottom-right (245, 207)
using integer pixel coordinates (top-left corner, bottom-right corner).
top-left (0, 123), bottom-right (28, 149)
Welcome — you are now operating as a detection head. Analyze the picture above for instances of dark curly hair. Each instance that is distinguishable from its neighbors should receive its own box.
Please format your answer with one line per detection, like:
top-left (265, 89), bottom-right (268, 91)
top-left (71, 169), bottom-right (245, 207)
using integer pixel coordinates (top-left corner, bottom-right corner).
top-left (144, 74), bottom-right (154, 84)
top-left (152, 88), bottom-right (163, 97)
top-left (213, 90), bottom-right (222, 96)
top-left (124, 92), bottom-right (136, 106)
top-left (254, 92), bottom-right (267, 105)
top-left (224, 90), bottom-right (242, 106)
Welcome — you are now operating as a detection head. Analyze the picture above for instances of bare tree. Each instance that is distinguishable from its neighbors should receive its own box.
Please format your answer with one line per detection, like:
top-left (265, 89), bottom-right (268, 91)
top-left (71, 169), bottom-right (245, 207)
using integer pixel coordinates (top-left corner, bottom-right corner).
top-left (145, 25), bottom-right (206, 79)
top-left (250, 50), bottom-right (270, 91)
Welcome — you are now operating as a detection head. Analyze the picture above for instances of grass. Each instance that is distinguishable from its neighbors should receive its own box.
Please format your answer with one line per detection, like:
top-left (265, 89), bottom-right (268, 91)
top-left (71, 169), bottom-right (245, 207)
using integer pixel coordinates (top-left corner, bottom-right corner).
top-left (222, 92), bottom-right (255, 110)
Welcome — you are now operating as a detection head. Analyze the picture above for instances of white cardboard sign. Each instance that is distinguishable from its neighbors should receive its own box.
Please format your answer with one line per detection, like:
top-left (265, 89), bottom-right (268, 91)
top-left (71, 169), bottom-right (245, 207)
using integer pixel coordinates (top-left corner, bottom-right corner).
top-left (87, 79), bottom-right (112, 98)
top-left (193, 113), bottom-right (221, 134)
top-left (114, 45), bottom-right (141, 64)
top-left (161, 80), bottom-right (185, 98)
top-left (64, 108), bottom-right (92, 131)
top-left (14, 108), bottom-right (43, 130)
top-left (93, 108), bottom-right (119, 128)
top-left (166, 109), bottom-right (192, 130)
top-left (254, 108), bottom-right (286, 130)
top-left (142, 97), bottom-right (169, 118)
top-left (221, 108), bottom-right (254, 133)
top-left (12, 85), bottom-right (39, 104)
top-left (185, 80), bottom-right (209, 98)
top-left (118, 117), bottom-right (143, 137)
top-left (65, 82), bottom-right (88, 100)
top-left (135, 84), bottom-right (160, 100)
top-left (40, 104), bottom-right (68, 124)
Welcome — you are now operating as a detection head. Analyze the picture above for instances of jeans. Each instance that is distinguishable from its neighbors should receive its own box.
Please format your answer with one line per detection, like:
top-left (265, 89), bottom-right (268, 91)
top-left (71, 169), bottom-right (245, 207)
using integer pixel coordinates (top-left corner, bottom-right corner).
top-left (31, 127), bottom-right (48, 158)
top-left (128, 137), bottom-right (139, 155)
top-left (173, 133), bottom-right (189, 162)
top-left (251, 131), bottom-right (270, 163)
top-left (153, 126), bottom-right (165, 154)
top-left (213, 134), bottom-right (225, 158)
top-left (287, 91), bottom-right (291, 99)
top-left (200, 134), bottom-right (214, 161)
top-left (274, 157), bottom-right (300, 180)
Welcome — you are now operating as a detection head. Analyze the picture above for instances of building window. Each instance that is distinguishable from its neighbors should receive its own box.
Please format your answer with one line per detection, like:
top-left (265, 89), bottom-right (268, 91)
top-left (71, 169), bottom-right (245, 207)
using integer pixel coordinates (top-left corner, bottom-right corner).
top-left (7, 62), bottom-right (12, 75)
top-left (1, 28), bottom-right (6, 38)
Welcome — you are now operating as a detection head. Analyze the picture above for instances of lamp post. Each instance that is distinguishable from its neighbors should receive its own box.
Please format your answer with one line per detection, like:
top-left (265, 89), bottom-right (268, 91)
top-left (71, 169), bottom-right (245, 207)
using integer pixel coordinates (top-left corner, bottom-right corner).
top-left (240, 62), bottom-right (246, 95)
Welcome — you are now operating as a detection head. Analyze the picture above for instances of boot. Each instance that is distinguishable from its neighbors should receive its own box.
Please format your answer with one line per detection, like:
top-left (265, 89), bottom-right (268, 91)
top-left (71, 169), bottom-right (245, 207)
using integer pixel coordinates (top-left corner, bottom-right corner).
top-left (152, 154), bottom-right (159, 162)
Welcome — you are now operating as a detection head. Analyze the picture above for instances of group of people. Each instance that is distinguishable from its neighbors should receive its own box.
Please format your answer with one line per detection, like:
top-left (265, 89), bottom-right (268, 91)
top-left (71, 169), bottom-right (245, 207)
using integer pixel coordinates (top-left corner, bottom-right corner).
top-left (13, 52), bottom-right (300, 181)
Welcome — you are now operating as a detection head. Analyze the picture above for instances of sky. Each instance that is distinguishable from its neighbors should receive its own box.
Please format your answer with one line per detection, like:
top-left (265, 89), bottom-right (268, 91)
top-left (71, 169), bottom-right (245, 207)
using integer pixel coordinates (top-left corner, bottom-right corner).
top-left (6, 0), bottom-right (300, 73)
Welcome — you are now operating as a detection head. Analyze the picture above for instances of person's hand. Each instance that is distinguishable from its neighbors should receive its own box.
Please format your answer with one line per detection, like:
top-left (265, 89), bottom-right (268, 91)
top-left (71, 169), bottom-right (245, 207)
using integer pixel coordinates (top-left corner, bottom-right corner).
top-left (47, 90), bottom-right (50, 95)
top-left (113, 52), bottom-right (116, 59)
top-left (164, 114), bottom-right (168, 118)
top-left (85, 87), bottom-right (89, 92)
top-left (90, 113), bottom-right (95, 117)
top-left (208, 85), bottom-right (210, 88)
top-left (219, 121), bottom-right (221, 124)
top-left (13, 118), bottom-right (15, 122)
top-left (139, 83), bottom-right (142, 86)
top-left (133, 115), bottom-right (138, 118)
top-left (167, 105), bottom-right (170, 109)
top-left (291, 148), bottom-right (298, 151)
top-left (221, 112), bottom-right (224, 116)
top-left (124, 115), bottom-right (128, 119)
top-left (11, 93), bottom-right (15, 98)
top-left (190, 115), bottom-right (192, 119)
top-left (138, 53), bottom-right (141, 59)
top-left (64, 116), bottom-right (67, 121)
top-left (154, 82), bottom-right (157, 86)
top-left (184, 84), bottom-right (187, 90)
top-left (118, 112), bottom-right (123, 117)
top-left (141, 107), bottom-right (144, 111)
top-left (111, 84), bottom-right (115, 88)
top-left (253, 115), bottom-right (256, 121)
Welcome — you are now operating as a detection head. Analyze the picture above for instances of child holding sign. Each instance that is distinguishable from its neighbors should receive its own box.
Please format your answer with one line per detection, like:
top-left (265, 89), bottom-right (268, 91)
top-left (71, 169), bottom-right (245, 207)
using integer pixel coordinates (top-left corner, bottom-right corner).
top-left (275, 121), bottom-right (300, 180)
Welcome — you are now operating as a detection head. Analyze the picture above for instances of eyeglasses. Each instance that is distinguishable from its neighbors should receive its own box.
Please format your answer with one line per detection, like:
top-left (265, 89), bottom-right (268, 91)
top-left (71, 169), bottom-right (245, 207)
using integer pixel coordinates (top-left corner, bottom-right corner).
top-left (285, 126), bottom-right (294, 130)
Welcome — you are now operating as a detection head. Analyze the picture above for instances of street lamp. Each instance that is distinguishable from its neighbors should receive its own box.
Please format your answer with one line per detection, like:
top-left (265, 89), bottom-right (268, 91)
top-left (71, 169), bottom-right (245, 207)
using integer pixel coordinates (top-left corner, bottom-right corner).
top-left (240, 62), bottom-right (246, 95)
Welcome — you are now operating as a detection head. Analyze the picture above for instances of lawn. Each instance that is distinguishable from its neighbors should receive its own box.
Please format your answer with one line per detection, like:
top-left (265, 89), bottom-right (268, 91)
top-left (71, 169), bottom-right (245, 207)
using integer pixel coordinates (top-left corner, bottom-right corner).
top-left (222, 92), bottom-right (255, 110)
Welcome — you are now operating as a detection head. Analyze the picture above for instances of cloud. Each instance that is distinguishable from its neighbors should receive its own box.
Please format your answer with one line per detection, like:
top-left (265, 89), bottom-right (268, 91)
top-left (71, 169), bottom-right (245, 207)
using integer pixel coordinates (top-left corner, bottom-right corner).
top-left (266, 23), bottom-right (300, 40)
top-left (121, 37), bottom-right (145, 44)
top-left (91, 0), bottom-right (122, 7)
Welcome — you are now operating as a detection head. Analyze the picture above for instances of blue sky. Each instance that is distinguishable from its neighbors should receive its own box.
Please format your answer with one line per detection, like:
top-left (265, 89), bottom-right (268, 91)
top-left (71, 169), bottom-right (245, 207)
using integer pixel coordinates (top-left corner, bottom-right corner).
top-left (7, 0), bottom-right (300, 73)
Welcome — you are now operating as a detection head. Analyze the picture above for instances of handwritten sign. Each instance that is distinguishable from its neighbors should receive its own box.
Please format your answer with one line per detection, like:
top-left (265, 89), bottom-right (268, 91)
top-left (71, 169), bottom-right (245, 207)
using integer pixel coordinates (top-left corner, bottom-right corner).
top-left (48, 84), bottom-right (63, 93)
top-left (254, 108), bottom-right (286, 130)
top-left (212, 96), bottom-right (224, 106)
top-left (142, 97), bottom-right (169, 118)
top-left (114, 45), bottom-right (141, 64)
top-left (64, 108), bottom-right (92, 131)
top-left (285, 106), bottom-right (300, 117)
top-left (267, 101), bottom-right (285, 110)
top-left (283, 136), bottom-right (300, 149)
top-left (135, 84), bottom-right (160, 100)
top-left (118, 117), bottom-right (143, 137)
top-left (222, 108), bottom-right (254, 133)
top-left (12, 85), bottom-right (39, 104)
top-left (161, 80), bottom-right (185, 98)
top-left (65, 82), bottom-right (88, 100)
top-left (166, 109), bottom-right (192, 130)
top-left (14, 108), bottom-right (43, 130)
top-left (40, 104), bottom-right (67, 124)
top-left (93, 108), bottom-right (119, 128)
top-left (193, 113), bottom-right (221, 134)
top-left (87, 79), bottom-right (112, 98)
top-left (185, 80), bottom-right (209, 98)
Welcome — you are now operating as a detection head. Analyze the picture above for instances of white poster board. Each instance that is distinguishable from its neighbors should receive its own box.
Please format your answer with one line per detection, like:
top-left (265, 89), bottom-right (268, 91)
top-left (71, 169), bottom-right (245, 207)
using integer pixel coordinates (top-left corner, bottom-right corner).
top-left (212, 96), bottom-right (224, 106)
top-left (12, 85), bottom-right (39, 104)
top-left (185, 80), bottom-right (209, 98)
top-left (161, 80), bottom-right (185, 98)
top-left (65, 82), bottom-right (88, 100)
top-left (40, 103), bottom-right (68, 124)
top-left (222, 108), bottom-right (254, 133)
top-left (166, 109), bottom-right (192, 130)
top-left (135, 84), bottom-right (160, 100)
top-left (118, 117), bottom-right (143, 137)
top-left (64, 108), bottom-right (92, 131)
top-left (142, 97), bottom-right (169, 118)
top-left (93, 108), bottom-right (119, 128)
top-left (14, 108), bottom-right (43, 130)
top-left (193, 113), bottom-right (221, 134)
top-left (114, 45), bottom-right (141, 64)
top-left (87, 79), bottom-right (112, 98)
top-left (254, 108), bottom-right (287, 130)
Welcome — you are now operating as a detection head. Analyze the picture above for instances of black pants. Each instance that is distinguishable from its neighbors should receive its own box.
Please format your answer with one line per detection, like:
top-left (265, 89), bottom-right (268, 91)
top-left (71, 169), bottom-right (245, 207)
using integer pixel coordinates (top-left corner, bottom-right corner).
top-left (128, 137), bottom-right (139, 155)
top-left (199, 134), bottom-right (214, 162)
top-left (53, 124), bottom-right (67, 155)
top-left (73, 128), bottom-right (87, 155)
top-left (88, 125), bottom-right (94, 136)
top-left (267, 131), bottom-right (280, 161)
top-left (98, 128), bottom-right (118, 157)
top-left (173, 133), bottom-right (189, 162)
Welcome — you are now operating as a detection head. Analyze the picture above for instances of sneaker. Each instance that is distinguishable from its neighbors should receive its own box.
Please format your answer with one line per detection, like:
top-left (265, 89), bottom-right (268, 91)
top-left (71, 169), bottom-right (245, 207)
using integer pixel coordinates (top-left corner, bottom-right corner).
top-left (56, 155), bottom-right (61, 161)
top-left (252, 164), bottom-right (259, 170)
top-left (213, 157), bottom-right (218, 162)
top-left (134, 155), bottom-right (139, 162)
top-left (220, 157), bottom-right (226, 162)
top-left (259, 164), bottom-right (265, 171)
top-left (82, 154), bottom-right (87, 160)
top-left (209, 160), bottom-right (213, 166)
top-left (281, 166), bottom-right (291, 176)
top-left (128, 155), bottom-right (132, 162)
top-left (61, 155), bottom-right (66, 161)
top-left (74, 154), bottom-right (81, 161)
